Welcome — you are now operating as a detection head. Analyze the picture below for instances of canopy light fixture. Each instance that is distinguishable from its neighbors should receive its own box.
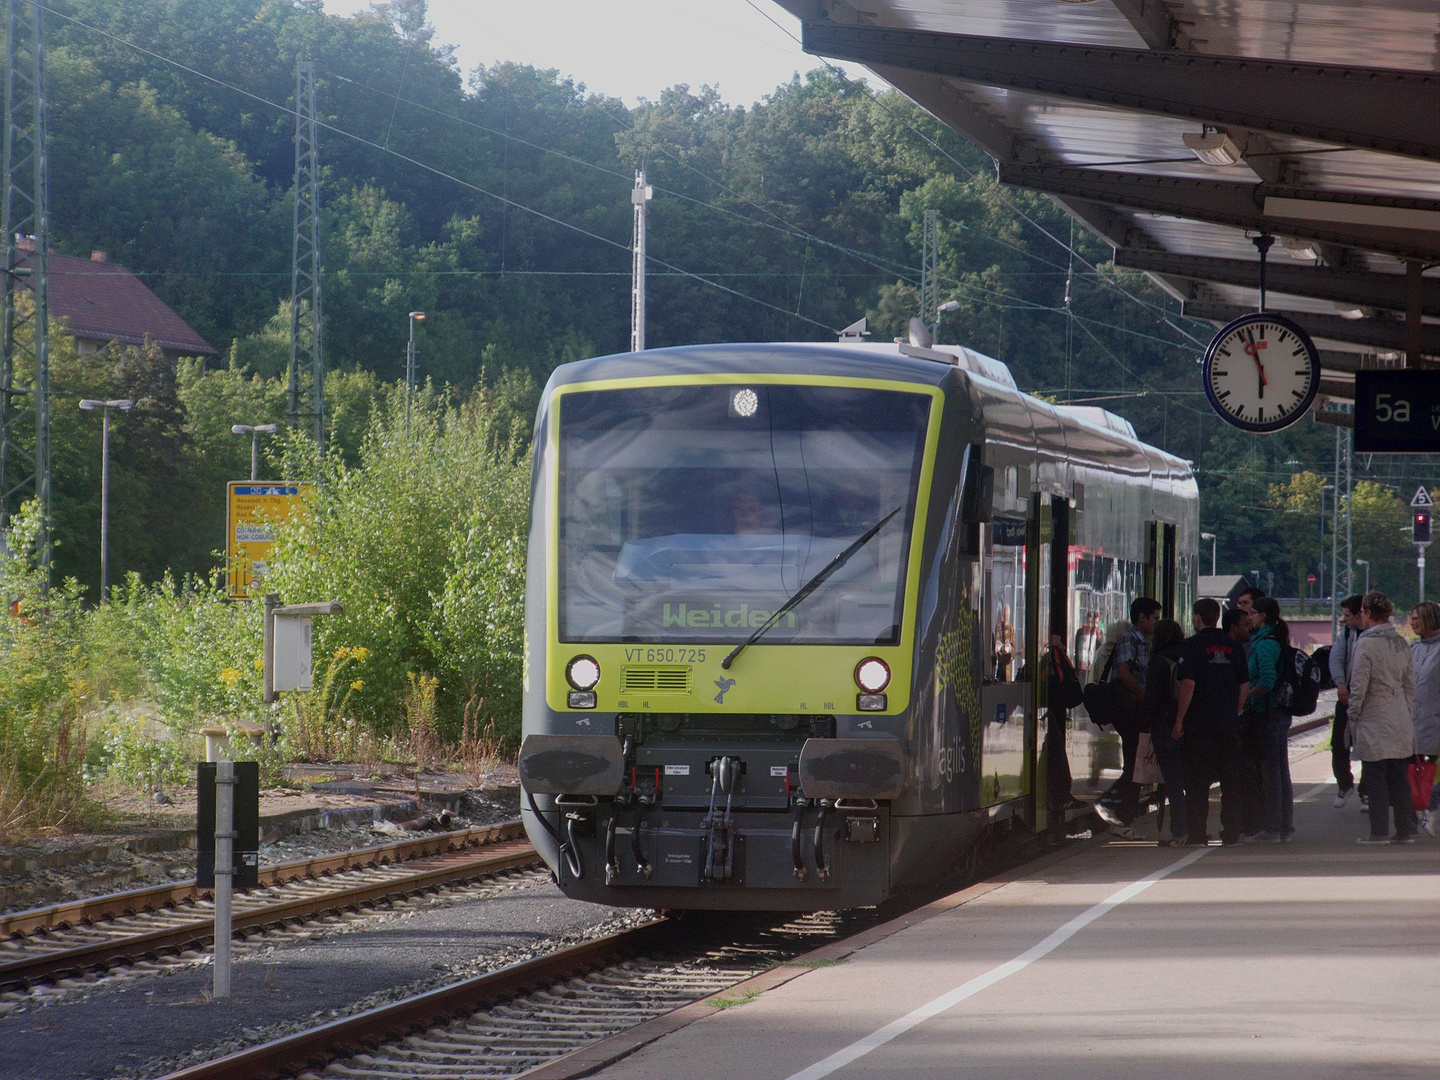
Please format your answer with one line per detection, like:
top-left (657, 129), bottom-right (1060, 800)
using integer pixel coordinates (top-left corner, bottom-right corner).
top-left (1182, 130), bottom-right (1242, 167)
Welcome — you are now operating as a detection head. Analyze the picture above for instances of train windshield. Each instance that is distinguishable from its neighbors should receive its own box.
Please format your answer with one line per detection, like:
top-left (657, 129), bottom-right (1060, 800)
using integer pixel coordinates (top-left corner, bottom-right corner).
top-left (558, 383), bottom-right (932, 644)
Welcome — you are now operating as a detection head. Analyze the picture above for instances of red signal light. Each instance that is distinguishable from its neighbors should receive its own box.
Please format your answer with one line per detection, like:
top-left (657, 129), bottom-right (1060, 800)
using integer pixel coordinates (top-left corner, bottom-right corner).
top-left (1416, 511), bottom-right (1432, 544)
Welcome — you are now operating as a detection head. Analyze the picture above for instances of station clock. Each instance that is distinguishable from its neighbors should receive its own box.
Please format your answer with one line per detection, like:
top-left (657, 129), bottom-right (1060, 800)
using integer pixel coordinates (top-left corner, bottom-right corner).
top-left (1202, 312), bottom-right (1321, 433)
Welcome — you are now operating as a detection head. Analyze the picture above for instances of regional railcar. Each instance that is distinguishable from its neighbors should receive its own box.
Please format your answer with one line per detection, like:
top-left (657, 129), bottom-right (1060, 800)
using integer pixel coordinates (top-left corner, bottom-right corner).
top-left (518, 339), bottom-right (1198, 910)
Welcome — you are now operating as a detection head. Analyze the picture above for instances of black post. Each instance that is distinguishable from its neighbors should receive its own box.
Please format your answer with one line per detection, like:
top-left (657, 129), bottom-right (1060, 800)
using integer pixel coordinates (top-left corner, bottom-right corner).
top-left (1252, 233), bottom-right (1274, 313)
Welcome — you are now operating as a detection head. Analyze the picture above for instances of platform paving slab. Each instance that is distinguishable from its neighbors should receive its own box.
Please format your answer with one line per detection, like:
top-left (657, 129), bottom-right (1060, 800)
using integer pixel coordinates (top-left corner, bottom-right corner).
top-left (587, 746), bottom-right (1439, 1080)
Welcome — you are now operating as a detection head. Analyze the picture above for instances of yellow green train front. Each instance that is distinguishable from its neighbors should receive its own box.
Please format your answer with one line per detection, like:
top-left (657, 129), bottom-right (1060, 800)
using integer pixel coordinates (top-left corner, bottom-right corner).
top-left (518, 341), bottom-right (1003, 912)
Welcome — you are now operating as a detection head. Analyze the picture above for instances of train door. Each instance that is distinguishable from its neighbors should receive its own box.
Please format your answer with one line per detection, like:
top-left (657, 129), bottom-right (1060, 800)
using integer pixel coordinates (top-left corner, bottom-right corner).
top-left (980, 506), bottom-right (1029, 810)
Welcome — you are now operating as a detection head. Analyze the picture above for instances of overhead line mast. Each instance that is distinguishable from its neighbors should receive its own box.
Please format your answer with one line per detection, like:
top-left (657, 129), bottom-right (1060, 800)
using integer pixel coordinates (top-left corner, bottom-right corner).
top-left (0, 0), bottom-right (50, 582)
top-left (630, 170), bottom-right (651, 352)
top-left (288, 61), bottom-right (324, 449)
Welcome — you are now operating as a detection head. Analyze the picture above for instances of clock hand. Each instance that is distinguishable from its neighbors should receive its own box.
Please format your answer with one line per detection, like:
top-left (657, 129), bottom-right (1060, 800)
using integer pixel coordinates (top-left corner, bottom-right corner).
top-left (1244, 330), bottom-right (1268, 399)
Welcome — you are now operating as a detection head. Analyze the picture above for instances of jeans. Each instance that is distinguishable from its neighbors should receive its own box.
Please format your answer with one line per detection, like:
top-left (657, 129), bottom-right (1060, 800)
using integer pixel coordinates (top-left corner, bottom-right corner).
top-left (1100, 715), bottom-right (1141, 823)
top-left (1183, 729), bottom-right (1243, 843)
top-left (1044, 708), bottom-right (1074, 813)
top-left (1258, 711), bottom-right (1294, 836)
top-left (1361, 758), bottom-right (1418, 839)
top-left (1237, 721), bottom-right (1265, 835)
top-left (1151, 724), bottom-right (1188, 841)
top-left (1425, 755), bottom-right (1440, 814)
top-left (1331, 702), bottom-right (1354, 793)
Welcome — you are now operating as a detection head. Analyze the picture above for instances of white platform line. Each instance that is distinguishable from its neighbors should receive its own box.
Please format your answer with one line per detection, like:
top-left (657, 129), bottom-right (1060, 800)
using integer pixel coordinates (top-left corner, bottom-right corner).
top-left (783, 846), bottom-right (1212, 1080)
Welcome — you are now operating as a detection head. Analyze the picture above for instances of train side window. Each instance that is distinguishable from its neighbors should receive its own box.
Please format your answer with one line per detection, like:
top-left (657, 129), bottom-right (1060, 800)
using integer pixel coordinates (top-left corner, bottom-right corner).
top-left (988, 514), bottom-right (1026, 683)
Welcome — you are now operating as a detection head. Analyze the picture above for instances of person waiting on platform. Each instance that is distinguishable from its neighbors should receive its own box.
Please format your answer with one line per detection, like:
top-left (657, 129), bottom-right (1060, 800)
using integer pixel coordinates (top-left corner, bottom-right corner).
top-left (1406, 601), bottom-right (1439, 835)
top-left (1142, 617), bottom-right (1187, 846)
top-left (1243, 598), bottom-right (1294, 843)
top-left (1095, 597), bottom-right (1161, 828)
top-left (1329, 595), bottom-right (1365, 808)
top-left (1174, 597), bottom-right (1249, 845)
top-left (1350, 592), bottom-right (1417, 844)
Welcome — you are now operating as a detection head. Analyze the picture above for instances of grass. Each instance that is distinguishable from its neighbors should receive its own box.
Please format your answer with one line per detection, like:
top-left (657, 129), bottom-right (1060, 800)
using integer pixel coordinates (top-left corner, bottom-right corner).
top-left (708, 988), bottom-right (763, 1010)
top-left (784, 957), bottom-right (849, 969)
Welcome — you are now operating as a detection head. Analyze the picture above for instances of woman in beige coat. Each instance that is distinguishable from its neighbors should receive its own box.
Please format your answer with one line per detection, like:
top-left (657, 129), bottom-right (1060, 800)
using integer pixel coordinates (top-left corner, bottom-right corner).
top-left (1349, 592), bottom-right (1417, 843)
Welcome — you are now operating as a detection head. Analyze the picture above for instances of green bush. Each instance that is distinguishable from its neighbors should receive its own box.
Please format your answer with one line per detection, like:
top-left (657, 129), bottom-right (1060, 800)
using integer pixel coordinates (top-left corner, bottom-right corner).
top-left (264, 381), bottom-right (531, 746)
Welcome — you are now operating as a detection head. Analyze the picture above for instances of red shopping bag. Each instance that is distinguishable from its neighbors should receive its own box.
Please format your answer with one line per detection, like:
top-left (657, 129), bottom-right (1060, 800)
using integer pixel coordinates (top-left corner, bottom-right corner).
top-left (1408, 757), bottom-right (1436, 812)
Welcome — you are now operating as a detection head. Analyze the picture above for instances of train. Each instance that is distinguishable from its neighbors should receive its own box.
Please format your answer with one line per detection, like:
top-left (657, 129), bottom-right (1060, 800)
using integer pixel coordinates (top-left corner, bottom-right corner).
top-left (517, 337), bottom-right (1199, 910)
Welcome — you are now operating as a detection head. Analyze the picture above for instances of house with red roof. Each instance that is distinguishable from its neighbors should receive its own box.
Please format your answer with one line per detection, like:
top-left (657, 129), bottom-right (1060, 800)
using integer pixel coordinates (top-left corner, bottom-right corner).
top-left (19, 247), bottom-right (217, 364)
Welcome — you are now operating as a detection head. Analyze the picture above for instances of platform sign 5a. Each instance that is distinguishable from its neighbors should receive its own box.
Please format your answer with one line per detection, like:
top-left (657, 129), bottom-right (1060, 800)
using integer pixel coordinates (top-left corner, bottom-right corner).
top-left (1353, 370), bottom-right (1440, 453)
top-left (226, 483), bottom-right (312, 598)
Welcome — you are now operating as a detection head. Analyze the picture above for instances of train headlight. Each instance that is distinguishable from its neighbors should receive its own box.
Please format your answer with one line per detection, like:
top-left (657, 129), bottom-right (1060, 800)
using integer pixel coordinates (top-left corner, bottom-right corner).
top-left (855, 657), bottom-right (891, 693)
top-left (731, 388), bottom-right (759, 417)
top-left (566, 655), bottom-right (600, 691)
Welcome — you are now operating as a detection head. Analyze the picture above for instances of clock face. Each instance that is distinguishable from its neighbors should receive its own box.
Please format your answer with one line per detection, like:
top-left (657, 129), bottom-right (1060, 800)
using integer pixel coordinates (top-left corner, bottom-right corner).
top-left (1203, 313), bottom-right (1321, 433)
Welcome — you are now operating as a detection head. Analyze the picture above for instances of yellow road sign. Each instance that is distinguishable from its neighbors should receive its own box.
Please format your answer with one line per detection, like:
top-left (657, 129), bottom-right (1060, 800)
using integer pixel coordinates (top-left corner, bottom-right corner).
top-left (226, 482), bottom-right (313, 598)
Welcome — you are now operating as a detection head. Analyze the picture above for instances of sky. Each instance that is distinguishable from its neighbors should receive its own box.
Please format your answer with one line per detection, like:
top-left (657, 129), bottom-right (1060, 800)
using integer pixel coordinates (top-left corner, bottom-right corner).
top-left (321, 0), bottom-right (876, 106)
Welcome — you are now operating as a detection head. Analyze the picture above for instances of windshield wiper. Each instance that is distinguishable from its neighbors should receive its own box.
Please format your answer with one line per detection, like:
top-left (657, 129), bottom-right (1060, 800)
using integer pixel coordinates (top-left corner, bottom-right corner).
top-left (720, 506), bottom-right (902, 671)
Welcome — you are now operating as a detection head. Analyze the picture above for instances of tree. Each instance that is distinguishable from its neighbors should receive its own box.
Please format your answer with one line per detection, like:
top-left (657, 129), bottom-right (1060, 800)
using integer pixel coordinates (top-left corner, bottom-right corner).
top-left (1267, 472), bottom-right (1326, 611)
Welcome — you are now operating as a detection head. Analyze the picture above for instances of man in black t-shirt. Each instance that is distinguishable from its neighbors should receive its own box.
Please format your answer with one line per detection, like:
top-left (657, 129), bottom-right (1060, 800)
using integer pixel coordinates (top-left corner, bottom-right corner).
top-left (1174, 598), bottom-right (1251, 844)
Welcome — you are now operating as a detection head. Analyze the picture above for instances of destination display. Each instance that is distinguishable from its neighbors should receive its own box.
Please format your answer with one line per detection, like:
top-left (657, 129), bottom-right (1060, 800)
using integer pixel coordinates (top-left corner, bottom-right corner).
top-left (1353, 370), bottom-right (1440, 453)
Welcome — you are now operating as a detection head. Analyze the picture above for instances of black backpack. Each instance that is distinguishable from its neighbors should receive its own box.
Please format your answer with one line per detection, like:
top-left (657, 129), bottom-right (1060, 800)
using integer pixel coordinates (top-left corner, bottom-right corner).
top-left (1311, 644), bottom-right (1336, 692)
top-left (1276, 645), bottom-right (1323, 717)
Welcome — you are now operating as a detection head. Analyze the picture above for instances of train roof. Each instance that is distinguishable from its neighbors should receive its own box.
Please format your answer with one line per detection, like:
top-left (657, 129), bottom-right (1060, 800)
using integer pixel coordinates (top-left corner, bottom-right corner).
top-left (545, 341), bottom-right (1195, 491)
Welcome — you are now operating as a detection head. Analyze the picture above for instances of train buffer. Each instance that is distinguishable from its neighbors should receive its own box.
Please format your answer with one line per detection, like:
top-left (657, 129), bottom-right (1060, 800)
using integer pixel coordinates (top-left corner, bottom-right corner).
top-left (567, 745), bottom-right (1439, 1080)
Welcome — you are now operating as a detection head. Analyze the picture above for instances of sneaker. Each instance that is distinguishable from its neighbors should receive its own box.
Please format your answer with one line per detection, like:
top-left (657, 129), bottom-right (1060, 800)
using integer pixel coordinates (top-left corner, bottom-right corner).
top-left (1094, 801), bottom-right (1125, 827)
top-left (1332, 788), bottom-right (1353, 808)
top-left (1282, 831), bottom-right (1295, 843)
top-left (1177, 835), bottom-right (1212, 847)
top-left (1393, 833), bottom-right (1417, 845)
top-left (1156, 836), bottom-right (1172, 847)
top-left (1240, 831), bottom-right (1278, 844)
top-left (1417, 811), bottom-right (1433, 836)
top-left (1357, 835), bottom-right (1390, 845)
top-left (1424, 813), bottom-right (1437, 838)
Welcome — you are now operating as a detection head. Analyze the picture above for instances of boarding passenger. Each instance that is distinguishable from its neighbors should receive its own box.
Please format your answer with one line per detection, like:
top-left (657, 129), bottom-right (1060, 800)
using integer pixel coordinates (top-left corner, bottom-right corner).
top-left (1045, 634), bottom-right (1088, 819)
top-left (1329, 595), bottom-right (1365, 807)
top-left (1095, 598), bottom-right (1161, 828)
top-left (1350, 592), bottom-right (1418, 844)
top-left (1142, 618), bottom-right (1187, 845)
top-left (1406, 601), bottom-right (1440, 835)
top-left (1089, 618), bottom-right (1129, 686)
top-left (1075, 612), bottom-right (1102, 681)
top-left (1174, 597), bottom-right (1249, 845)
top-left (1244, 598), bottom-right (1294, 843)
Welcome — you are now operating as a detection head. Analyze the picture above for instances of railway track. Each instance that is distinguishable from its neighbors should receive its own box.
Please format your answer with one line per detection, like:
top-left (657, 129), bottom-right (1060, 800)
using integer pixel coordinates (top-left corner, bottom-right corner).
top-left (161, 909), bottom-right (882, 1080)
top-left (0, 821), bottom-right (538, 992)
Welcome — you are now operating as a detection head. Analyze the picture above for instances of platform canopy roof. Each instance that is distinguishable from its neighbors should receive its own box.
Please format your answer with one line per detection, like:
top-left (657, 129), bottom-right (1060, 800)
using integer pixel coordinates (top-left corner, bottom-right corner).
top-left (779, 0), bottom-right (1440, 412)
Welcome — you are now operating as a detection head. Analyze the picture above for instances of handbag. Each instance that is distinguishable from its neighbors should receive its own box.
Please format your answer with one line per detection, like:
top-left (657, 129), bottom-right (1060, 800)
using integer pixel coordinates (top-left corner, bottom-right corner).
top-left (1408, 756), bottom-right (1436, 812)
top-left (1133, 731), bottom-right (1163, 785)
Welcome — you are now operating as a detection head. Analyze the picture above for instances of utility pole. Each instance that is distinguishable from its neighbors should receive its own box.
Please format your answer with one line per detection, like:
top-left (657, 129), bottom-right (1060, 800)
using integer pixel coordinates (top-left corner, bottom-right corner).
top-left (630, 170), bottom-right (651, 352)
top-left (919, 209), bottom-right (939, 336)
top-left (1336, 429), bottom-right (1347, 601)
top-left (288, 61), bottom-right (324, 450)
top-left (0, 0), bottom-right (50, 582)
top-left (1331, 426), bottom-right (1341, 639)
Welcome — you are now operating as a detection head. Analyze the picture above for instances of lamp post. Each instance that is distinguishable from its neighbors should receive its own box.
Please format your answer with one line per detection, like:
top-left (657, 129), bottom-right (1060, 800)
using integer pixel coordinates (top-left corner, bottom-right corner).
top-left (935, 299), bottom-right (960, 345)
top-left (405, 311), bottom-right (426, 435)
top-left (1201, 532), bottom-right (1217, 577)
top-left (231, 424), bottom-right (278, 481)
top-left (79, 399), bottom-right (134, 599)
top-left (1355, 558), bottom-right (1370, 598)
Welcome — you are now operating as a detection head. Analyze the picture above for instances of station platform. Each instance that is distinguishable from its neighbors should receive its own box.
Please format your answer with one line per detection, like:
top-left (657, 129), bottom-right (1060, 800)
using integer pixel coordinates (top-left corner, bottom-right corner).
top-left (562, 739), bottom-right (1440, 1080)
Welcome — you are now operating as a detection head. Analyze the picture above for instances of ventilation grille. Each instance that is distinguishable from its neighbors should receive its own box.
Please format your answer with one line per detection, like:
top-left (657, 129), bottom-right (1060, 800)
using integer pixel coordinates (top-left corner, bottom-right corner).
top-left (619, 666), bottom-right (692, 694)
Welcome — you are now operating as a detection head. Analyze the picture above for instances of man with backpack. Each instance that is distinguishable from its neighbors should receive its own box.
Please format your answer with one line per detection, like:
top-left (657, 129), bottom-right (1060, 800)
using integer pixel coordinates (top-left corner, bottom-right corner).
top-left (1174, 598), bottom-right (1249, 845)
top-left (1094, 598), bottom-right (1161, 827)
top-left (1328, 595), bottom-right (1364, 807)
